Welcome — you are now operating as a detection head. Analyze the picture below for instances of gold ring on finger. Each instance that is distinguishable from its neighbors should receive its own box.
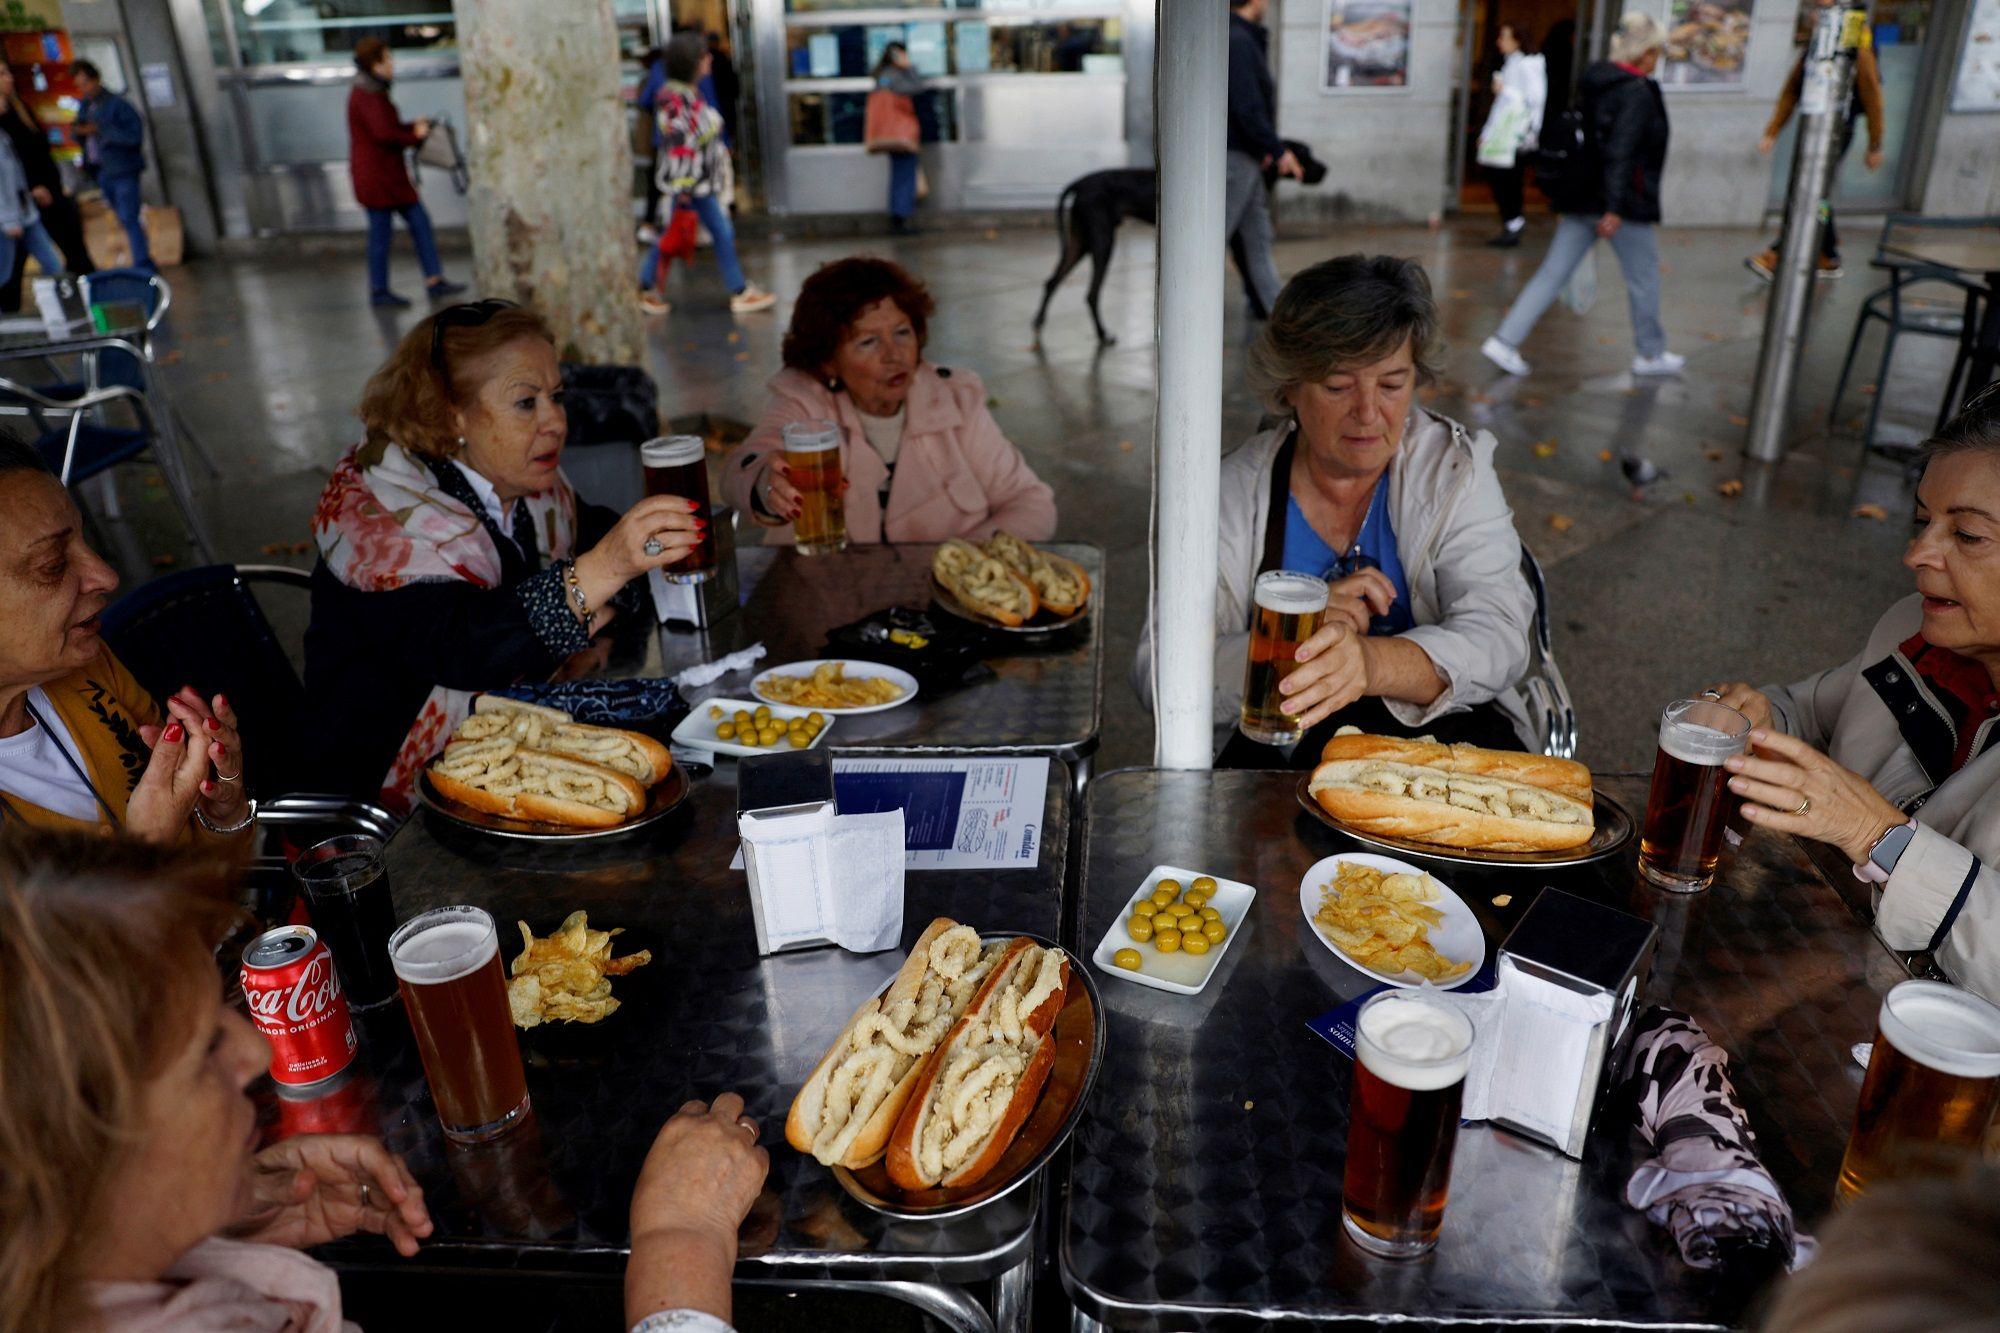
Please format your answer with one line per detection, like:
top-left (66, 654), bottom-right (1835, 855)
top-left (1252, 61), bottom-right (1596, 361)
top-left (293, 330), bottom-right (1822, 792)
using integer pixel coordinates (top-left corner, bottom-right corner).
top-left (1792, 795), bottom-right (1811, 816)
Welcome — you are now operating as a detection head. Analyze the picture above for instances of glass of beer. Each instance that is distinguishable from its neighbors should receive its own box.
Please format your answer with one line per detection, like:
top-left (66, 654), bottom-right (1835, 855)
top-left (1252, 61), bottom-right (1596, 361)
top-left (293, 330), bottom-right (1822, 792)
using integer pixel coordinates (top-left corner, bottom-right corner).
top-left (293, 834), bottom-right (399, 1012)
top-left (640, 434), bottom-right (715, 584)
top-left (781, 419), bottom-right (847, 555)
top-left (389, 906), bottom-right (530, 1144)
top-left (1837, 980), bottom-right (2000, 1202)
top-left (1239, 570), bottom-right (1330, 746)
top-left (1341, 991), bottom-right (1474, 1258)
top-left (1638, 697), bottom-right (1752, 892)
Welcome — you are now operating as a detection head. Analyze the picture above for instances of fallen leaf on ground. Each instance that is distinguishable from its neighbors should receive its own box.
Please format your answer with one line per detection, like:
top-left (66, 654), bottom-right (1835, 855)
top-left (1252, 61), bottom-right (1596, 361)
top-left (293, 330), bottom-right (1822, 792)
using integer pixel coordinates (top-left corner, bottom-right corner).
top-left (1599, 335), bottom-right (1618, 345)
top-left (984, 229), bottom-right (999, 241)
top-left (1727, 413), bottom-right (1749, 427)
top-left (1704, 332), bottom-right (1726, 342)
top-left (726, 331), bottom-right (741, 344)
top-left (1861, 384), bottom-right (1877, 395)
top-left (1469, 392), bottom-right (1491, 405)
top-left (733, 352), bottom-right (749, 362)
top-left (1716, 479), bottom-right (1744, 497)
top-left (158, 349), bottom-right (184, 364)
top-left (144, 474), bottom-right (164, 487)
top-left (1852, 503), bottom-right (1889, 521)
top-left (1530, 438), bottom-right (1558, 458)
top-left (1684, 492), bottom-right (1698, 505)
top-left (1597, 449), bottom-right (1613, 462)
top-left (291, 540), bottom-right (312, 555)
top-left (1520, 395), bottom-right (1544, 408)
top-left (1118, 440), bottom-right (1134, 452)
top-left (1547, 513), bottom-right (1575, 532)
top-left (260, 542), bottom-right (286, 556)
top-left (203, 371), bottom-right (229, 383)
top-left (1705, 449), bottom-right (1725, 461)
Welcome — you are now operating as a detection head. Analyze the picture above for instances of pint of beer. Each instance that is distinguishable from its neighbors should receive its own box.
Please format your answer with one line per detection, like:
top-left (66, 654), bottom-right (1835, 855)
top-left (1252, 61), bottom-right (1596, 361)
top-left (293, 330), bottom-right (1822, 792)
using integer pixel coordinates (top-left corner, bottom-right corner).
top-left (1837, 980), bottom-right (2000, 1202)
top-left (1638, 698), bottom-right (1752, 892)
top-left (640, 434), bottom-right (715, 584)
top-left (1238, 571), bottom-right (1330, 746)
top-left (390, 906), bottom-right (530, 1144)
top-left (781, 420), bottom-right (847, 555)
top-left (1341, 991), bottom-right (1474, 1258)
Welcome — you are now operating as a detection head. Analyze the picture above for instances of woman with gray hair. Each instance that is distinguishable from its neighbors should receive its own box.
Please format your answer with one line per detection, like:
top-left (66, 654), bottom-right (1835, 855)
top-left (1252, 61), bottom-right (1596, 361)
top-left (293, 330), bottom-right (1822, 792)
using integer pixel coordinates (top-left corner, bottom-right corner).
top-left (1482, 11), bottom-right (1683, 379)
top-left (1700, 388), bottom-right (2000, 1004)
top-left (1133, 253), bottom-right (1537, 766)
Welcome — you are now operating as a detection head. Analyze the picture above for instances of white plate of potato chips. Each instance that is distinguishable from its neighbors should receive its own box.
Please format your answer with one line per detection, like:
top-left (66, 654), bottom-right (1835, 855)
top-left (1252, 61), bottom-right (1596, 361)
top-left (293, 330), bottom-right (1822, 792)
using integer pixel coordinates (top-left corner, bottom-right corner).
top-left (750, 660), bottom-right (917, 715)
top-left (1298, 853), bottom-right (1483, 990)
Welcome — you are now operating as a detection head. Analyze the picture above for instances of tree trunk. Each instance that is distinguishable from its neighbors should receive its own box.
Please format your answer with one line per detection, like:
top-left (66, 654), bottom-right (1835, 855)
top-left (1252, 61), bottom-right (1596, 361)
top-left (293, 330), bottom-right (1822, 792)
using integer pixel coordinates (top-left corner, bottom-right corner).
top-left (454, 0), bottom-right (641, 365)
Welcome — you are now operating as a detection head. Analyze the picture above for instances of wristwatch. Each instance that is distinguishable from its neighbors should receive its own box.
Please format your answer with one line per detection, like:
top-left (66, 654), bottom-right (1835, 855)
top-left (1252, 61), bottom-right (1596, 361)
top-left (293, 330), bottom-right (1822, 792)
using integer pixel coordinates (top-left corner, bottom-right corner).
top-left (1854, 817), bottom-right (1919, 885)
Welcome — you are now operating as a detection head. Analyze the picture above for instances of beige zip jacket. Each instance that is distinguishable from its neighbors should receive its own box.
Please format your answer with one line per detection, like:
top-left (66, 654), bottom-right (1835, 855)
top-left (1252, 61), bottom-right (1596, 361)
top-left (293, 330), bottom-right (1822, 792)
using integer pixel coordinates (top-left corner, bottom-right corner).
top-left (1765, 595), bottom-right (2000, 1002)
top-left (1131, 408), bottom-right (1535, 747)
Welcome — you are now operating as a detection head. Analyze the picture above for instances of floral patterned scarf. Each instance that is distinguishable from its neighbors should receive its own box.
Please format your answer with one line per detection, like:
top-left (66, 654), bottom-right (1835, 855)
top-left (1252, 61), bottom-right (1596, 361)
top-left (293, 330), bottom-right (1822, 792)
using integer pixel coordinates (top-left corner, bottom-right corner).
top-left (311, 442), bottom-right (580, 810)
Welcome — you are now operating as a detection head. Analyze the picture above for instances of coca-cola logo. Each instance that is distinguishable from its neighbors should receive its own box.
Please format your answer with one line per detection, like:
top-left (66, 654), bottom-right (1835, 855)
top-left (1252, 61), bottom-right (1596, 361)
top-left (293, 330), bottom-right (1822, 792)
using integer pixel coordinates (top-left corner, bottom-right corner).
top-left (246, 955), bottom-right (345, 1025)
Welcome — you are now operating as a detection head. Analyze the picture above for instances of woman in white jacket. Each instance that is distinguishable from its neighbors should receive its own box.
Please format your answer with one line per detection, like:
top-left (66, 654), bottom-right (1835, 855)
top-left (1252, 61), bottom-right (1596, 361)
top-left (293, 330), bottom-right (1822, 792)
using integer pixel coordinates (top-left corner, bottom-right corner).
top-left (1479, 23), bottom-right (1547, 248)
top-left (1707, 388), bottom-right (2000, 1003)
top-left (1133, 254), bottom-right (1537, 766)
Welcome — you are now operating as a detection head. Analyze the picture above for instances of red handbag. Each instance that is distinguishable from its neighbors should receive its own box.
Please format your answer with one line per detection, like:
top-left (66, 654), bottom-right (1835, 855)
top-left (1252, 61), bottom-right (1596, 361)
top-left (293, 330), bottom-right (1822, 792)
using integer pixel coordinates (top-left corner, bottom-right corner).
top-left (864, 90), bottom-right (920, 155)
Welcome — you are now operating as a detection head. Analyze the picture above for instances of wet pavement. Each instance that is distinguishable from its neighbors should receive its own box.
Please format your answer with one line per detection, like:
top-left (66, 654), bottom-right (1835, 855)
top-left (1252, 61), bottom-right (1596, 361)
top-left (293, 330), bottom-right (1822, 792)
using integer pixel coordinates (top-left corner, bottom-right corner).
top-left (74, 217), bottom-right (1944, 774)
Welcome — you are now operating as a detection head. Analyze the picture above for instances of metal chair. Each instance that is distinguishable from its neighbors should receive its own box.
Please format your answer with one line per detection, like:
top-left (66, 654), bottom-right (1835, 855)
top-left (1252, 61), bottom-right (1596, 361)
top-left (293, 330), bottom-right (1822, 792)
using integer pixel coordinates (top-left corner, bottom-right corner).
top-left (55, 267), bottom-right (221, 477)
top-left (1831, 213), bottom-right (1995, 450)
top-left (1519, 545), bottom-right (1578, 760)
top-left (0, 366), bottom-right (216, 559)
top-left (99, 563), bottom-right (313, 800)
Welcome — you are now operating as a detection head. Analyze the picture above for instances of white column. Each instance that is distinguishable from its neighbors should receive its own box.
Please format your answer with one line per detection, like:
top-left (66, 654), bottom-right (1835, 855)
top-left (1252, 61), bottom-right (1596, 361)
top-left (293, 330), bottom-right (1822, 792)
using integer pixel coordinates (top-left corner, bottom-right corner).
top-left (454, 0), bottom-right (645, 365)
top-left (1150, 0), bottom-right (1228, 769)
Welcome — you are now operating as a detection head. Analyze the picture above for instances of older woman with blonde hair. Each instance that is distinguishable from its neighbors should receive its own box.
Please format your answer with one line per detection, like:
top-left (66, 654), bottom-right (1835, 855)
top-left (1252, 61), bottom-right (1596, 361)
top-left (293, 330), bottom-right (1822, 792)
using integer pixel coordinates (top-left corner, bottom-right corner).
top-left (0, 831), bottom-right (770, 1333)
top-left (305, 300), bottom-right (703, 808)
top-left (1133, 254), bottom-right (1537, 766)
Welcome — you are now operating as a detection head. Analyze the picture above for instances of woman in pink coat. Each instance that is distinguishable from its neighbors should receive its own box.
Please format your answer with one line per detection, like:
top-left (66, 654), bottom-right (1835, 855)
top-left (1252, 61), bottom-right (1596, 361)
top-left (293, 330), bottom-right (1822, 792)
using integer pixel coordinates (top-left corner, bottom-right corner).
top-left (724, 257), bottom-right (1056, 544)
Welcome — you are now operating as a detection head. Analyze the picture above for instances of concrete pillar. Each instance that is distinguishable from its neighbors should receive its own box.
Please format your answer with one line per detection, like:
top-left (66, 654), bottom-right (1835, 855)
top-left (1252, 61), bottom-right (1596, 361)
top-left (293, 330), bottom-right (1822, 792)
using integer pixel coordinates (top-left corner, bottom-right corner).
top-left (454, 0), bottom-right (642, 365)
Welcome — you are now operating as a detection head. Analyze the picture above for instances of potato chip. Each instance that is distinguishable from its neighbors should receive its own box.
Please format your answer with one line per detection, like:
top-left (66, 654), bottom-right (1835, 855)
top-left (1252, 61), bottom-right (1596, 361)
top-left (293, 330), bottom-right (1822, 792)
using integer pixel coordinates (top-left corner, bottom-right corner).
top-left (507, 911), bottom-right (650, 1027)
top-left (1311, 862), bottom-right (1470, 984)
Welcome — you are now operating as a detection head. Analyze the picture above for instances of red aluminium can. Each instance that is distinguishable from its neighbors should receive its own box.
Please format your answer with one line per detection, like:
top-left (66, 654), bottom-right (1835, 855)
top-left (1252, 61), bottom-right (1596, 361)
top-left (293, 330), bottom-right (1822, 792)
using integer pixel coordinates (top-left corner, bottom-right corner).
top-left (241, 925), bottom-right (357, 1090)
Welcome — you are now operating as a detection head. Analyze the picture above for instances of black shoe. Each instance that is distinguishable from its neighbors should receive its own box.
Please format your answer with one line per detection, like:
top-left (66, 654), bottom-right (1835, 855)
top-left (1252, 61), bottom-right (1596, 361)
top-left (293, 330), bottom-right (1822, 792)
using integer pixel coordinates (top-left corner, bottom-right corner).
top-left (1486, 229), bottom-right (1522, 248)
top-left (426, 278), bottom-right (468, 299)
top-left (370, 289), bottom-right (412, 308)
top-left (888, 217), bottom-right (919, 236)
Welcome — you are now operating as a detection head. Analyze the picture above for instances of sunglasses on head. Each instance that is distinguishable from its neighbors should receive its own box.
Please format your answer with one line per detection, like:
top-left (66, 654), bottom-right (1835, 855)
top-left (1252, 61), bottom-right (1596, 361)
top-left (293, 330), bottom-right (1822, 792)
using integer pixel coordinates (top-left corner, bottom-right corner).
top-left (429, 299), bottom-right (519, 375)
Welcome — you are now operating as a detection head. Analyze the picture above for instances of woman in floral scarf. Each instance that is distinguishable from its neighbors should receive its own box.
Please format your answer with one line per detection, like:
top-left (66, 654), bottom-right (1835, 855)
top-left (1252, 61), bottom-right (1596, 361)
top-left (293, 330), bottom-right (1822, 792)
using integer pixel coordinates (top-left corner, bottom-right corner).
top-left (304, 302), bottom-right (701, 809)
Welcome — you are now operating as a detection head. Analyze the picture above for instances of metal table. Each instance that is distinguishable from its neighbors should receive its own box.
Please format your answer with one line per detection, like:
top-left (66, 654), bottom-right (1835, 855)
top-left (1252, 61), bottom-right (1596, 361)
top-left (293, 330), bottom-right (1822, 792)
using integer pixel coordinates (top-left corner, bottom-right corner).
top-left (301, 757), bottom-right (1071, 1333)
top-left (1061, 770), bottom-right (1913, 1331)
top-left (648, 542), bottom-right (1105, 789)
top-left (1879, 225), bottom-right (2000, 403)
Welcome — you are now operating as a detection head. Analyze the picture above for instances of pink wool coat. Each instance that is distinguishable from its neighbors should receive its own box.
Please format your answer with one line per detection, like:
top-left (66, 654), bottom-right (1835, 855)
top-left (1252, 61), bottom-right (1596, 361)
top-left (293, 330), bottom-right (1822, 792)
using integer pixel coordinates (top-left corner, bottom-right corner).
top-left (724, 364), bottom-right (1057, 545)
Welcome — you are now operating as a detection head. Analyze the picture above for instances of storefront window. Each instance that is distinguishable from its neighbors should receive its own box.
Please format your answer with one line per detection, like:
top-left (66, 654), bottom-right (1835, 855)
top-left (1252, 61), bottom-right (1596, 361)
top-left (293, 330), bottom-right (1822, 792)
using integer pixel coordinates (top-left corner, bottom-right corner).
top-left (785, 0), bottom-right (979, 11)
top-left (783, 19), bottom-right (1120, 78)
top-left (788, 88), bottom-right (958, 144)
top-left (226, 0), bottom-right (455, 67)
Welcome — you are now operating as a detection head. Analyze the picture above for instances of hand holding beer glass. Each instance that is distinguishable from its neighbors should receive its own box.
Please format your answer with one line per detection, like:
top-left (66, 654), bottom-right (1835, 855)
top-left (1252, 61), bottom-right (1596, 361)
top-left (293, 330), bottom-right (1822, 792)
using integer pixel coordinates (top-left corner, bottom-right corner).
top-left (640, 435), bottom-right (717, 584)
top-left (389, 906), bottom-right (530, 1143)
top-left (1239, 571), bottom-right (1331, 746)
top-left (1837, 980), bottom-right (2000, 1202)
top-left (1639, 697), bottom-right (1752, 892)
top-left (773, 420), bottom-right (847, 555)
top-left (1341, 991), bottom-right (1474, 1258)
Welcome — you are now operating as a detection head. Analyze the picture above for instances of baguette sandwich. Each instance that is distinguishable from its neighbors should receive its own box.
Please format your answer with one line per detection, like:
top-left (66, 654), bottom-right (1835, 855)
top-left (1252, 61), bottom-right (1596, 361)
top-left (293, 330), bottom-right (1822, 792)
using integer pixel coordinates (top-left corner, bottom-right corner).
top-left (1308, 732), bottom-right (1595, 852)
top-left (932, 538), bottom-right (1039, 626)
top-left (461, 695), bottom-right (673, 786)
top-left (886, 938), bottom-right (1070, 1192)
top-left (787, 920), bottom-right (1008, 1168)
top-left (983, 532), bottom-right (1091, 618)
top-left (427, 736), bottom-right (648, 829)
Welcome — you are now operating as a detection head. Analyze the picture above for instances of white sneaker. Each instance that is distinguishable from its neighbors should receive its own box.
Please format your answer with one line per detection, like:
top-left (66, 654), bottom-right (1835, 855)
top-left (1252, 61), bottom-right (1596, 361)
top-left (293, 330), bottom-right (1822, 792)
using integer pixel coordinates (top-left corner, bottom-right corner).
top-left (637, 224), bottom-right (660, 245)
top-left (730, 284), bottom-right (776, 314)
top-left (1481, 336), bottom-right (1530, 376)
top-left (1631, 351), bottom-right (1686, 376)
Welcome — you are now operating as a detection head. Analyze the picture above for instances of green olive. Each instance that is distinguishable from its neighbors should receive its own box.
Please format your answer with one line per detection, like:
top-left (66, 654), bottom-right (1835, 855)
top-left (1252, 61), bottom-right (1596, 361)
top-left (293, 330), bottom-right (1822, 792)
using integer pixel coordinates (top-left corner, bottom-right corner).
top-left (1199, 906), bottom-right (1222, 922)
top-left (708, 705), bottom-right (724, 719)
top-left (1113, 948), bottom-right (1143, 971)
top-left (1128, 914), bottom-right (1155, 942)
top-left (808, 711), bottom-right (826, 727)
top-left (733, 710), bottom-right (753, 729)
top-left (754, 705), bottom-right (772, 722)
top-left (1156, 878), bottom-right (1183, 898)
top-left (716, 722), bottom-right (737, 741)
top-left (1182, 932), bottom-right (1212, 956)
top-left (1154, 927), bottom-right (1183, 953)
top-left (1165, 902), bottom-right (1194, 921)
top-left (1191, 876), bottom-right (1217, 894)
top-left (1130, 899), bottom-right (1157, 918)
top-left (1202, 919), bottom-right (1227, 943)
top-left (788, 730), bottom-right (811, 748)
top-left (1184, 889), bottom-right (1209, 910)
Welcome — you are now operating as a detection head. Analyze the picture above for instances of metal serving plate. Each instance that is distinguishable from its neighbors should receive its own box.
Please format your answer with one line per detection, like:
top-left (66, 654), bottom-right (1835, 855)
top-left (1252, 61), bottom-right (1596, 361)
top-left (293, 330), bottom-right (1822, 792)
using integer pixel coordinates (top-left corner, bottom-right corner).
top-left (929, 576), bottom-right (1089, 637)
top-left (416, 762), bottom-right (691, 844)
top-left (831, 932), bottom-right (1105, 1221)
top-left (1294, 777), bottom-right (1635, 868)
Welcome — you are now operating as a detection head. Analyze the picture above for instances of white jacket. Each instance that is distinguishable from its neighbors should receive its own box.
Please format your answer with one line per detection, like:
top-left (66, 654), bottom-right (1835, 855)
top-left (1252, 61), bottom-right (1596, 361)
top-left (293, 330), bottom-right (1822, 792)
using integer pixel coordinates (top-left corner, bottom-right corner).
top-left (1131, 408), bottom-right (1536, 748)
top-left (1766, 595), bottom-right (2000, 1003)
top-left (1501, 50), bottom-right (1548, 148)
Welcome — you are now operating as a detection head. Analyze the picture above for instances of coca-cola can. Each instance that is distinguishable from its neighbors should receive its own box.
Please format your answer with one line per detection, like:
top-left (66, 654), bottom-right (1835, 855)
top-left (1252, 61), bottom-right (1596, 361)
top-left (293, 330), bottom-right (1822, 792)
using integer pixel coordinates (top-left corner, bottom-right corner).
top-left (241, 925), bottom-right (358, 1091)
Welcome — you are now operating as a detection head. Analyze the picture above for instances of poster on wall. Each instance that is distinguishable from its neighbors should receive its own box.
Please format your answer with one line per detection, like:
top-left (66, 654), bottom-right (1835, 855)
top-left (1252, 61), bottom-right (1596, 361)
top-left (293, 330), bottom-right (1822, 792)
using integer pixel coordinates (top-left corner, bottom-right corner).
top-left (1951, 0), bottom-right (2000, 111)
top-left (1658, 0), bottom-right (1755, 87)
top-left (1322, 0), bottom-right (1411, 90)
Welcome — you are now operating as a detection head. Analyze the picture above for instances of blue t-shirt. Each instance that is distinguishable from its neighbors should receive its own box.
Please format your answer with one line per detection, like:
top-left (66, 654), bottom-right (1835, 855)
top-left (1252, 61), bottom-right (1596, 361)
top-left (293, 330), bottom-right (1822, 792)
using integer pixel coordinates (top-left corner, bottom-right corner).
top-left (1280, 475), bottom-right (1414, 636)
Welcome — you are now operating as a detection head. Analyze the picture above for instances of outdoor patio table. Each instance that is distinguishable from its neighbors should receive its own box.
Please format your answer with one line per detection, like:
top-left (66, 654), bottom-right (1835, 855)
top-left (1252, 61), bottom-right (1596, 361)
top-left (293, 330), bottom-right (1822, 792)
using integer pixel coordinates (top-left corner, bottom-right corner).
top-left (645, 541), bottom-right (1104, 789)
top-left (302, 756), bottom-right (1072, 1333)
top-left (1879, 223), bottom-right (2000, 402)
top-left (1061, 769), bottom-right (1915, 1331)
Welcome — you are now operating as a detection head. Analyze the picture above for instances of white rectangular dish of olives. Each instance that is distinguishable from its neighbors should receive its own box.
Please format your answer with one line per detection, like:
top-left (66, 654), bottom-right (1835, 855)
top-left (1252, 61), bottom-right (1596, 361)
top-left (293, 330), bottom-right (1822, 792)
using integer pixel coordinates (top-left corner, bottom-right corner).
top-left (670, 698), bottom-right (833, 758)
top-left (1089, 865), bottom-right (1256, 996)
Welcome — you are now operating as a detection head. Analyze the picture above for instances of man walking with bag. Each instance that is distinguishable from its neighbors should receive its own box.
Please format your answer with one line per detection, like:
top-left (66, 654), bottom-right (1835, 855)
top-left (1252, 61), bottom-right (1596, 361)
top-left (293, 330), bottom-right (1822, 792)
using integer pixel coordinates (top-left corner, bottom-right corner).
top-left (1227, 0), bottom-right (1301, 320)
top-left (70, 60), bottom-right (151, 272)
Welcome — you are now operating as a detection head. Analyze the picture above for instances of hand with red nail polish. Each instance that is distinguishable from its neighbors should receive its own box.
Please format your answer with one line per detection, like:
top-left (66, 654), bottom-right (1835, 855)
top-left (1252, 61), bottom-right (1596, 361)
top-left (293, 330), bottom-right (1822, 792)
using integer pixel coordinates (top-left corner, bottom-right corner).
top-left (125, 712), bottom-right (211, 845)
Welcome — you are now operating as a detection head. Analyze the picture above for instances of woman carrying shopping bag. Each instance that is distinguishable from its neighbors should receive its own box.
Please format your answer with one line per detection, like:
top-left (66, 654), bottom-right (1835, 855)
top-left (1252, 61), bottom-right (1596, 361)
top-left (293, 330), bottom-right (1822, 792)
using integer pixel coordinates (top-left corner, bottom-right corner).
top-left (867, 43), bottom-right (925, 235)
top-left (1479, 23), bottom-right (1546, 248)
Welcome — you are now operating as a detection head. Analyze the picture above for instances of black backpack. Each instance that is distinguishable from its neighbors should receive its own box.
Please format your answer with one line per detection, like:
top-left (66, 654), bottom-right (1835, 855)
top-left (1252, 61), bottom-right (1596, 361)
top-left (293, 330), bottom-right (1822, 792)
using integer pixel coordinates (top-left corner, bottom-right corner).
top-left (1526, 106), bottom-right (1592, 206)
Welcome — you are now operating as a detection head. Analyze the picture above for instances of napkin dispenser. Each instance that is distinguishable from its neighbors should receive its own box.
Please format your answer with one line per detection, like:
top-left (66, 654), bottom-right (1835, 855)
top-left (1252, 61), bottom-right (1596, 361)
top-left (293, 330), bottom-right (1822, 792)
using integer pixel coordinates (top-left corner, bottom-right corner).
top-left (648, 504), bottom-right (740, 630)
top-left (737, 751), bottom-right (837, 956)
top-left (1485, 887), bottom-right (1657, 1158)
